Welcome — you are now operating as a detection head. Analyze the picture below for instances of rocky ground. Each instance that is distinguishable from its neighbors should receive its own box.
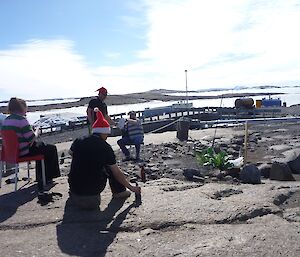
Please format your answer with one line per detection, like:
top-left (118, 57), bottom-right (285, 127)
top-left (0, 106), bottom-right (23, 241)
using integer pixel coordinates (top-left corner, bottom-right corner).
top-left (1, 121), bottom-right (300, 256)
top-left (48, 121), bottom-right (300, 184)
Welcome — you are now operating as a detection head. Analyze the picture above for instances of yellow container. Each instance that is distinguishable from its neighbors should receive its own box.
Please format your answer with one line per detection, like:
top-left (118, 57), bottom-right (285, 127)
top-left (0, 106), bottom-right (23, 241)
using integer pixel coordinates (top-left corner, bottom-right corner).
top-left (256, 99), bottom-right (262, 108)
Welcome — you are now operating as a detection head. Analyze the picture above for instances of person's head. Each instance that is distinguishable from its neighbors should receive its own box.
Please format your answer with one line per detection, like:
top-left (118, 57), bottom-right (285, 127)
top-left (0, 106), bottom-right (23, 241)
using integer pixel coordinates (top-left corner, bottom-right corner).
top-left (96, 87), bottom-right (108, 101)
top-left (8, 97), bottom-right (27, 115)
top-left (92, 108), bottom-right (111, 140)
top-left (128, 111), bottom-right (137, 119)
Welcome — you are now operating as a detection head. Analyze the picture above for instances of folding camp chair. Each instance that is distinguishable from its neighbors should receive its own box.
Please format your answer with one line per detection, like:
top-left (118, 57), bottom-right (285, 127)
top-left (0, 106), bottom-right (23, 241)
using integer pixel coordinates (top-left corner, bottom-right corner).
top-left (0, 130), bottom-right (46, 191)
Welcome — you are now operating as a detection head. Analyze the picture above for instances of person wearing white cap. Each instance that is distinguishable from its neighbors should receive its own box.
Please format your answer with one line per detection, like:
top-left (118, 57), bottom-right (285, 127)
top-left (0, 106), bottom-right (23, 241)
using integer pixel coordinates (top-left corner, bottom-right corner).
top-left (68, 108), bottom-right (141, 210)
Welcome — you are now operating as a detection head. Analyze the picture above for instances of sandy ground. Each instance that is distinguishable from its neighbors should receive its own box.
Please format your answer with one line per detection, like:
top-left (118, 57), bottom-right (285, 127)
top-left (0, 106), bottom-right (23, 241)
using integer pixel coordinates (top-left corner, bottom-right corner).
top-left (54, 127), bottom-right (241, 153)
top-left (1, 121), bottom-right (300, 256)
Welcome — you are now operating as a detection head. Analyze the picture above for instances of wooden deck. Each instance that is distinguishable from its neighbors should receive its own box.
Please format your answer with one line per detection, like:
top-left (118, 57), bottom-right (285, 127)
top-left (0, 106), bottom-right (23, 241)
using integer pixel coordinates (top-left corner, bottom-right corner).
top-left (35, 106), bottom-right (285, 135)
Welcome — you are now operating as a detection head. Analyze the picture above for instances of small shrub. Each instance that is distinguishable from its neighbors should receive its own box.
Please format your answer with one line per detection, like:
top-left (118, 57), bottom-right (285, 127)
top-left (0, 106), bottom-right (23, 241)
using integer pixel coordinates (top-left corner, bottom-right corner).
top-left (195, 147), bottom-right (233, 170)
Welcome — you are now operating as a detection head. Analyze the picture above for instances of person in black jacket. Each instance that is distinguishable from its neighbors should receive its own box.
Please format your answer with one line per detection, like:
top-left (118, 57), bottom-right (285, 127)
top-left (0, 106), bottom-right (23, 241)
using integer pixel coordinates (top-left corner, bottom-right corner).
top-left (68, 109), bottom-right (140, 210)
top-left (86, 86), bottom-right (115, 134)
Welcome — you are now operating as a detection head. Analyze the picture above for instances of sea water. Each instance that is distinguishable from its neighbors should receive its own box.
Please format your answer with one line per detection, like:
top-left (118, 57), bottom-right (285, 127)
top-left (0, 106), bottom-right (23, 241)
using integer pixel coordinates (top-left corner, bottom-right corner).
top-left (2, 86), bottom-right (299, 125)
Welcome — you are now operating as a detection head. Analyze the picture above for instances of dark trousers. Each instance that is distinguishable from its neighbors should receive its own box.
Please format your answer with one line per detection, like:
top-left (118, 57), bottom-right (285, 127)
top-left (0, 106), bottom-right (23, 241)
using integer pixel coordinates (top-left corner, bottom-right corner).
top-left (24, 141), bottom-right (61, 190)
top-left (69, 168), bottom-right (126, 209)
top-left (117, 137), bottom-right (141, 158)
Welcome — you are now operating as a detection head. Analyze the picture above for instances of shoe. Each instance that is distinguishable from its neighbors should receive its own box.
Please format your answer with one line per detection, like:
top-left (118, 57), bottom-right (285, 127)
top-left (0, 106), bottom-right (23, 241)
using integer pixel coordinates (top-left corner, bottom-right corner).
top-left (112, 190), bottom-right (131, 199)
top-left (5, 178), bottom-right (20, 184)
top-left (122, 156), bottom-right (132, 162)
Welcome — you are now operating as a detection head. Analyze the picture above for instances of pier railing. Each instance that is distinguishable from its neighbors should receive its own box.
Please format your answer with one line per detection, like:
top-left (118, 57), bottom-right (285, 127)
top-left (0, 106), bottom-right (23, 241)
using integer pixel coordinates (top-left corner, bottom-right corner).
top-left (34, 106), bottom-right (284, 136)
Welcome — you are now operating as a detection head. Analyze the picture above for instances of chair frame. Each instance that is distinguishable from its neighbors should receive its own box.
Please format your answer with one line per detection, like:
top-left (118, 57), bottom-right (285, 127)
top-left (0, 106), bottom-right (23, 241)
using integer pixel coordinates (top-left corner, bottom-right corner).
top-left (0, 130), bottom-right (46, 192)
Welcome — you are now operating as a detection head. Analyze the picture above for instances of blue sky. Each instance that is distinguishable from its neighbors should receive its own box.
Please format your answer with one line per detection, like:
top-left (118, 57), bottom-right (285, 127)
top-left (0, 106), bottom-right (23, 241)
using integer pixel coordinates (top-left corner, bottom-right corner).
top-left (1, 0), bottom-right (300, 100)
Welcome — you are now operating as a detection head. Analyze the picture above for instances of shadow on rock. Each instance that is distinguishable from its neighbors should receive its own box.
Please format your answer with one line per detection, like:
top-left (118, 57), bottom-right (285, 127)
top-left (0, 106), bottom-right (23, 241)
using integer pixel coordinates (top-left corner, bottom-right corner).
top-left (56, 197), bottom-right (134, 257)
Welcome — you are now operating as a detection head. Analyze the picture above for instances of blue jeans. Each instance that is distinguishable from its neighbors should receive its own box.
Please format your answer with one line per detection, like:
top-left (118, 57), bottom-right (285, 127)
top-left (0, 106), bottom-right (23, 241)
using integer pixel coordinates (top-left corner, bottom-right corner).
top-left (117, 135), bottom-right (143, 158)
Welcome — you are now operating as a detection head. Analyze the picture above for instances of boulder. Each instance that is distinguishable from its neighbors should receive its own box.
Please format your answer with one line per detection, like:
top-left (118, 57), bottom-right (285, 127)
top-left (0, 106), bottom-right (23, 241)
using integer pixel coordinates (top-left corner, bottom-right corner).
top-left (269, 162), bottom-right (295, 181)
top-left (273, 149), bottom-right (300, 174)
top-left (258, 163), bottom-right (272, 178)
top-left (287, 154), bottom-right (300, 174)
top-left (183, 169), bottom-right (204, 182)
top-left (240, 164), bottom-right (261, 184)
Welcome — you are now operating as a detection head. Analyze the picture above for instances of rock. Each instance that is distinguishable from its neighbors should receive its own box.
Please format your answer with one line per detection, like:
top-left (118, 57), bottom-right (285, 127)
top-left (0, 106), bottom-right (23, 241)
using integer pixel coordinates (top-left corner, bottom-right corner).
top-left (147, 163), bottom-right (156, 168)
top-left (240, 164), bottom-right (261, 184)
top-left (269, 162), bottom-right (295, 181)
top-left (225, 168), bottom-right (240, 178)
top-left (183, 169), bottom-right (204, 182)
top-left (232, 138), bottom-right (244, 145)
top-left (150, 167), bottom-right (160, 173)
top-left (249, 137), bottom-right (258, 144)
top-left (171, 168), bottom-right (183, 174)
top-left (287, 153), bottom-right (300, 174)
top-left (258, 163), bottom-right (272, 178)
top-left (212, 188), bottom-right (243, 199)
top-left (186, 152), bottom-right (195, 156)
top-left (231, 144), bottom-right (241, 151)
top-left (162, 155), bottom-right (173, 160)
top-left (224, 175), bottom-right (233, 181)
top-left (216, 171), bottom-right (226, 180)
top-left (149, 174), bottom-right (158, 180)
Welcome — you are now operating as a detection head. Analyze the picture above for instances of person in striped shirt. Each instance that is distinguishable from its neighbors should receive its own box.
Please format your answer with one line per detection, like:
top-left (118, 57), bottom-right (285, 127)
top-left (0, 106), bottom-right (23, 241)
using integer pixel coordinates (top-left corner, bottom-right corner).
top-left (117, 111), bottom-right (144, 162)
top-left (1, 97), bottom-right (61, 191)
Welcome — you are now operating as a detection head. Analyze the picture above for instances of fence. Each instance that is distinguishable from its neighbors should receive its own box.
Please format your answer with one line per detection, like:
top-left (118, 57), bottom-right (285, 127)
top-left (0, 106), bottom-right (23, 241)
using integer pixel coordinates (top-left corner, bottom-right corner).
top-left (34, 106), bottom-right (284, 136)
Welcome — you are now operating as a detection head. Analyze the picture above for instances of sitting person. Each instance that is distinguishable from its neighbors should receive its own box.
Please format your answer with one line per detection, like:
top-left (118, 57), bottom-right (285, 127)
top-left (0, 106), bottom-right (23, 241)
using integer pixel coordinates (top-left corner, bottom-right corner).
top-left (68, 109), bottom-right (141, 210)
top-left (0, 112), bottom-right (6, 137)
top-left (1, 97), bottom-right (61, 193)
top-left (117, 111), bottom-right (144, 161)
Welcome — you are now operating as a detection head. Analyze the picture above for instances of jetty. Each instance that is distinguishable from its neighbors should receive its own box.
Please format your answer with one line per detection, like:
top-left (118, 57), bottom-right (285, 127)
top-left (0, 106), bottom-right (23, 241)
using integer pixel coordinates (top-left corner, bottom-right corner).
top-left (32, 106), bottom-right (289, 136)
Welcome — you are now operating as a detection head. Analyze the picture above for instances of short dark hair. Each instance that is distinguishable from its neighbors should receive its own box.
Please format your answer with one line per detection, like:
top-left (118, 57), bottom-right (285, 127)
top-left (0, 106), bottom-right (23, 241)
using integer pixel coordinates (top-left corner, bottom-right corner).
top-left (8, 97), bottom-right (27, 114)
top-left (128, 111), bottom-right (136, 115)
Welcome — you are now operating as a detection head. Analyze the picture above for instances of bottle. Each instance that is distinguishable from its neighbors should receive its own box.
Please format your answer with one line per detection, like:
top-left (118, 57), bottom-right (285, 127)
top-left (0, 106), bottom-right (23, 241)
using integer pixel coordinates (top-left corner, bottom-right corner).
top-left (135, 181), bottom-right (142, 206)
top-left (140, 165), bottom-right (146, 183)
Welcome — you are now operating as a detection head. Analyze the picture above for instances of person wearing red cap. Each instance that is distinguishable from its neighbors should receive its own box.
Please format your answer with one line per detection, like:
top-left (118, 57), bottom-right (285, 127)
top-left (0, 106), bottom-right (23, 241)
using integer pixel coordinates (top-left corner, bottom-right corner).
top-left (86, 86), bottom-right (115, 134)
top-left (68, 108), bottom-right (141, 210)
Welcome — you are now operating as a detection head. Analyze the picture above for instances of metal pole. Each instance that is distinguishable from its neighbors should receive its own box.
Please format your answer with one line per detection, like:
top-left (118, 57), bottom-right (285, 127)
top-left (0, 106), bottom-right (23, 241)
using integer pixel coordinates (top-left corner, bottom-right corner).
top-left (185, 70), bottom-right (188, 104)
top-left (244, 121), bottom-right (248, 165)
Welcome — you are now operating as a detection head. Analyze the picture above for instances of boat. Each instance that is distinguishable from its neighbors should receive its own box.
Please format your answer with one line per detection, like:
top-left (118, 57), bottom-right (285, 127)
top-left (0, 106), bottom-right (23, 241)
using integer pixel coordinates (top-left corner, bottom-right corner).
top-left (143, 101), bottom-right (193, 118)
top-left (33, 113), bottom-right (85, 130)
top-left (171, 101), bottom-right (193, 109)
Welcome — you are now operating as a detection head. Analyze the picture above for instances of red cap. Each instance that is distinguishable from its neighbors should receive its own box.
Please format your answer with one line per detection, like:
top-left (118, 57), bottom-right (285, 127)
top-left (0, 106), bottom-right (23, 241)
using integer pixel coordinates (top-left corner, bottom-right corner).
top-left (96, 87), bottom-right (107, 95)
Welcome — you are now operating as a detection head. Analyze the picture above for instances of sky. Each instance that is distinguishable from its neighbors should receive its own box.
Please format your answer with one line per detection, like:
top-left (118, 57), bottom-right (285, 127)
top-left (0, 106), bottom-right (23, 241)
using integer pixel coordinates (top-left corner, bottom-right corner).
top-left (1, 0), bottom-right (300, 101)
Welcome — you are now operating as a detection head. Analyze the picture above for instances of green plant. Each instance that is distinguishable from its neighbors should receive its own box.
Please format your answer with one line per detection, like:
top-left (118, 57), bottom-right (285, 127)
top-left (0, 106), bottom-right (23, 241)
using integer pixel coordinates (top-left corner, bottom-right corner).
top-left (195, 147), bottom-right (233, 170)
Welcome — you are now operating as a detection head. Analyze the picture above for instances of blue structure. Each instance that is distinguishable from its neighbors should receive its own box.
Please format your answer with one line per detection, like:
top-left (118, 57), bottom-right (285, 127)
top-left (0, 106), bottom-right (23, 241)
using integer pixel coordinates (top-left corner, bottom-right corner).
top-left (261, 98), bottom-right (282, 107)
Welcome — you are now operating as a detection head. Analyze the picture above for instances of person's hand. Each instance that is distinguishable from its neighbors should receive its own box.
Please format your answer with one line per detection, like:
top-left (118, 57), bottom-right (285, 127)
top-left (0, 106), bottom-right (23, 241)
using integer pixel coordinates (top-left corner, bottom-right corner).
top-left (34, 126), bottom-right (40, 137)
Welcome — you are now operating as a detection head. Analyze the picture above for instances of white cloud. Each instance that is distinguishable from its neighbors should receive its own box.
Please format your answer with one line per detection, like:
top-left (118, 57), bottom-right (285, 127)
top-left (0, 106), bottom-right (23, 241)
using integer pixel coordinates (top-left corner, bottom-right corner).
top-left (0, 39), bottom-right (98, 100)
top-left (2, 0), bottom-right (300, 100)
top-left (95, 0), bottom-right (300, 94)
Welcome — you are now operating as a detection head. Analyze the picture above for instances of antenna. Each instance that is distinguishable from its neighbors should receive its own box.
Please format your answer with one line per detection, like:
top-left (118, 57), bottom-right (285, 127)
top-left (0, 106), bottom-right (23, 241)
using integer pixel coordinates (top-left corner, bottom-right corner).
top-left (185, 69), bottom-right (188, 104)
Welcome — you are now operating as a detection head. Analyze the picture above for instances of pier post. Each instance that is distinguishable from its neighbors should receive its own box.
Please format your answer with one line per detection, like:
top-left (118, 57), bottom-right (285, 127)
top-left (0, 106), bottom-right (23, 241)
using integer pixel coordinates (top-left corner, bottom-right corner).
top-left (176, 117), bottom-right (190, 141)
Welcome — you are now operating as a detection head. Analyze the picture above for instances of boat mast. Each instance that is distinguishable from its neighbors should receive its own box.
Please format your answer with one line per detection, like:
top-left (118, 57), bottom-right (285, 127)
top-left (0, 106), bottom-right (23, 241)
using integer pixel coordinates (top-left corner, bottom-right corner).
top-left (185, 69), bottom-right (188, 105)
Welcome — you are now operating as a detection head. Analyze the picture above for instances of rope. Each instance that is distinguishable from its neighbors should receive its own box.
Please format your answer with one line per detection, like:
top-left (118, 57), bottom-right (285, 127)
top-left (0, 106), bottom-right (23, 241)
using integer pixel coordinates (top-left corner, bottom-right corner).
top-left (145, 117), bottom-right (181, 134)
